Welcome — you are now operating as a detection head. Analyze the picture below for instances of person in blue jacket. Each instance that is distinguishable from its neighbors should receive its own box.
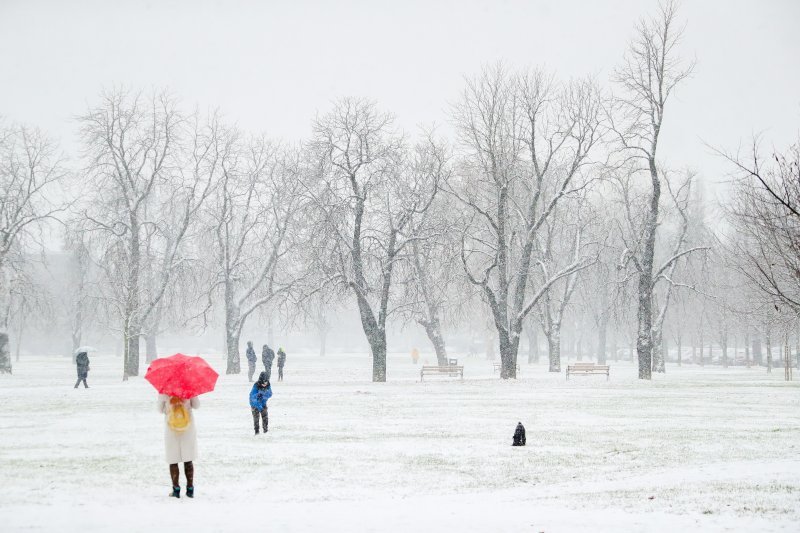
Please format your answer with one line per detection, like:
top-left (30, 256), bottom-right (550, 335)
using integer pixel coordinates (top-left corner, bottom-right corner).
top-left (249, 371), bottom-right (272, 435)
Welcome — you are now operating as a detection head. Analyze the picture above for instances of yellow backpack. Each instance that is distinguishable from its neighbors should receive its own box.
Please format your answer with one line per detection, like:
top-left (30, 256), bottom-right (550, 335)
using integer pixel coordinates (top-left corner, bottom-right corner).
top-left (167, 397), bottom-right (191, 432)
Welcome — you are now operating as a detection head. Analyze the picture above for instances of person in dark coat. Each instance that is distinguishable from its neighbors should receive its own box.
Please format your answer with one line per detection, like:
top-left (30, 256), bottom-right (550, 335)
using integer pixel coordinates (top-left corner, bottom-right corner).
top-left (262, 345), bottom-right (275, 380)
top-left (276, 348), bottom-right (286, 381)
top-left (512, 422), bottom-right (526, 446)
top-left (245, 341), bottom-right (257, 382)
top-left (249, 371), bottom-right (272, 435)
top-left (74, 351), bottom-right (90, 389)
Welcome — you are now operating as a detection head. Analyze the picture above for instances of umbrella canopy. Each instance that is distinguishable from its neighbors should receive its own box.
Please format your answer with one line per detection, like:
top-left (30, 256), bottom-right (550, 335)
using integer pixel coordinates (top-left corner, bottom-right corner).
top-left (144, 353), bottom-right (219, 399)
top-left (74, 346), bottom-right (98, 354)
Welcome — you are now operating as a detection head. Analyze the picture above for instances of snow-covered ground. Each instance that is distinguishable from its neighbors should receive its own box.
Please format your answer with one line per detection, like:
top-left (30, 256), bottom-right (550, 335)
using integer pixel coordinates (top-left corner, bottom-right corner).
top-left (1, 353), bottom-right (798, 532)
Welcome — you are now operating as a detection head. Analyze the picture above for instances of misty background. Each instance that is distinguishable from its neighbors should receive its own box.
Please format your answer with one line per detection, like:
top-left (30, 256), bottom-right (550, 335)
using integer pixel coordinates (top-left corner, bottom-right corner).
top-left (0, 0), bottom-right (799, 377)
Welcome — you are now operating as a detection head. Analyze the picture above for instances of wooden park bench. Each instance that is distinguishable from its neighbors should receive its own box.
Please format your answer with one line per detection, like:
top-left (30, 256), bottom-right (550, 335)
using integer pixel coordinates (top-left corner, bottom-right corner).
top-left (566, 363), bottom-right (610, 380)
top-left (492, 362), bottom-right (521, 375)
top-left (420, 365), bottom-right (464, 382)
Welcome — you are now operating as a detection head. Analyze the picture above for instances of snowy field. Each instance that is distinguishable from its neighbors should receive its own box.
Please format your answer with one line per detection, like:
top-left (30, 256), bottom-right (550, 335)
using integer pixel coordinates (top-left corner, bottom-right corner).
top-left (1, 353), bottom-right (798, 532)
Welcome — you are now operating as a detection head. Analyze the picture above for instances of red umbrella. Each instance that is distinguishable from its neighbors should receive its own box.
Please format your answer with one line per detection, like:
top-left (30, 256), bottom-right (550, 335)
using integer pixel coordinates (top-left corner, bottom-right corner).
top-left (145, 353), bottom-right (219, 399)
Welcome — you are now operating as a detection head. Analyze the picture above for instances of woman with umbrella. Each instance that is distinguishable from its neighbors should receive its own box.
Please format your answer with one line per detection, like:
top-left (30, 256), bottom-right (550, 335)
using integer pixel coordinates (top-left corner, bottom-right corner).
top-left (146, 354), bottom-right (218, 499)
top-left (157, 393), bottom-right (199, 498)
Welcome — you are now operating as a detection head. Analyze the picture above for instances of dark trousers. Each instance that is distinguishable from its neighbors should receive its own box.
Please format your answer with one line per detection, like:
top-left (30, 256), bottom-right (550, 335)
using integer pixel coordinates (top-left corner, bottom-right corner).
top-left (169, 461), bottom-right (194, 487)
top-left (277, 366), bottom-right (283, 381)
top-left (263, 364), bottom-right (272, 381)
top-left (247, 361), bottom-right (256, 382)
top-left (252, 406), bottom-right (268, 433)
top-left (74, 376), bottom-right (88, 388)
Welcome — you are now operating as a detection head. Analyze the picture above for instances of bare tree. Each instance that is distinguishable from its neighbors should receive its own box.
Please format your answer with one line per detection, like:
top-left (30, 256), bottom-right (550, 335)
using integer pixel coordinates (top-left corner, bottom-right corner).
top-left (300, 291), bottom-right (339, 358)
top-left (307, 98), bottom-right (441, 382)
top-left (609, 0), bottom-right (693, 379)
top-left (451, 65), bottom-right (602, 378)
top-left (203, 136), bottom-right (305, 375)
top-left (574, 205), bottom-right (621, 366)
top-left (0, 121), bottom-right (68, 373)
top-left (535, 199), bottom-right (596, 372)
top-left (722, 138), bottom-right (800, 312)
top-left (61, 227), bottom-right (95, 355)
top-left (79, 90), bottom-right (217, 379)
top-left (400, 139), bottom-right (459, 365)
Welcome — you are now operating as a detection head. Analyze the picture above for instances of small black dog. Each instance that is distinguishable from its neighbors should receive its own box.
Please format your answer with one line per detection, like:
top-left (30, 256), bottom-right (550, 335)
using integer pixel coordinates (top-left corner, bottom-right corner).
top-left (512, 422), bottom-right (526, 446)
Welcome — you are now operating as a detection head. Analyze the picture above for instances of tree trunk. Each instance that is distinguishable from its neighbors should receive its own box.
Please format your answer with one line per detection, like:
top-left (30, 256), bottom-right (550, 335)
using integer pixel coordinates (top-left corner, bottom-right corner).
top-left (794, 336), bottom-right (800, 370)
top-left (547, 325), bottom-right (561, 372)
top-left (421, 319), bottom-right (448, 366)
top-left (652, 325), bottom-right (668, 374)
top-left (366, 329), bottom-right (387, 382)
top-left (722, 339), bottom-right (728, 368)
top-left (123, 218), bottom-right (142, 379)
top-left (795, 330), bottom-right (799, 370)
top-left (612, 332), bottom-right (618, 362)
top-left (699, 331), bottom-right (704, 366)
top-left (71, 316), bottom-right (82, 355)
top-left (0, 332), bottom-right (10, 374)
top-left (14, 311), bottom-right (24, 362)
top-left (224, 280), bottom-right (241, 374)
top-left (677, 335), bottom-right (682, 366)
top-left (766, 332), bottom-right (772, 373)
top-left (596, 313), bottom-right (608, 365)
top-left (498, 328), bottom-right (517, 379)
top-left (745, 331), bottom-right (751, 368)
top-left (525, 320), bottom-right (539, 364)
top-left (145, 333), bottom-right (158, 363)
top-left (752, 336), bottom-right (762, 366)
top-left (124, 327), bottom-right (140, 379)
top-left (652, 327), bottom-right (665, 373)
top-left (226, 328), bottom-right (241, 375)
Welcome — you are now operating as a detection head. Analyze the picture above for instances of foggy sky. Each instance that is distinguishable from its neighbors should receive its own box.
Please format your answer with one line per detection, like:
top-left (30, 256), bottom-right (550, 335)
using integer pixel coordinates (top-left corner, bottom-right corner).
top-left (1, 0), bottom-right (798, 204)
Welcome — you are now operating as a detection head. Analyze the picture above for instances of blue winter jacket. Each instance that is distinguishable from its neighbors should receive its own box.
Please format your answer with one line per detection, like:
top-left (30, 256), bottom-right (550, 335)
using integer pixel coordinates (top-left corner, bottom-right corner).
top-left (249, 384), bottom-right (273, 410)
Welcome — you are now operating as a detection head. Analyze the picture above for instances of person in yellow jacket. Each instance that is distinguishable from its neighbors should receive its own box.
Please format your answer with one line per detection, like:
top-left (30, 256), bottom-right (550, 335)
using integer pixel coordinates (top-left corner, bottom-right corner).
top-left (411, 347), bottom-right (420, 364)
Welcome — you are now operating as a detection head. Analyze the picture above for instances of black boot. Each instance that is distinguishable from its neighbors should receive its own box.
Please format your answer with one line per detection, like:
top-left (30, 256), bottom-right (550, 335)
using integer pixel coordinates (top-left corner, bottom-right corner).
top-left (170, 486), bottom-right (180, 498)
top-left (186, 486), bottom-right (194, 498)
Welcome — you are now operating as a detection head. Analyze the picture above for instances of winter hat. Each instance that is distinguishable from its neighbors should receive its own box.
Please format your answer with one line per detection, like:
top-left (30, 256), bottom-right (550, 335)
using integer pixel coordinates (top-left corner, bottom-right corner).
top-left (257, 371), bottom-right (269, 387)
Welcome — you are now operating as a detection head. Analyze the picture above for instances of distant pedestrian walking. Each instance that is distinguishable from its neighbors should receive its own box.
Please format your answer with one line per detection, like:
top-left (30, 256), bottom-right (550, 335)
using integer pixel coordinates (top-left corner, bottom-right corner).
top-left (158, 394), bottom-right (200, 498)
top-left (277, 348), bottom-right (286, 381)
top-left (245, 341), bottom-right (257, 382)
top-left (411, 347), bottom-right (420, 365)
top-left (262, 345), bottom-right (275, 380)
top-left (249, 371), bottom-right (272, 435)
top-left (74, 351), bottom-right (90, 389)
top-left (512, 422), bottom-right (526, 446)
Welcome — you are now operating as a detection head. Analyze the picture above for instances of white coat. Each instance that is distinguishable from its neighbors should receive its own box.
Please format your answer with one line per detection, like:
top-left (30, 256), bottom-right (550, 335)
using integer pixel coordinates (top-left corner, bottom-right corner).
top-left (157, 394), bottom-right (200, 464)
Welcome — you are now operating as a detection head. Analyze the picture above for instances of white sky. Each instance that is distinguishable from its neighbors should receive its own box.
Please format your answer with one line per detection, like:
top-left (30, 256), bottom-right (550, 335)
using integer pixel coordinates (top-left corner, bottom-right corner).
top-left (1, 0), bottom-right (798, 201)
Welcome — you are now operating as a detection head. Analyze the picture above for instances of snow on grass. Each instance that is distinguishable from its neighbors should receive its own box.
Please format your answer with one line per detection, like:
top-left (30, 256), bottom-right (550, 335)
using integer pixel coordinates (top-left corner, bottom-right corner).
top-left (1, 353), bottom-right (798, 532)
